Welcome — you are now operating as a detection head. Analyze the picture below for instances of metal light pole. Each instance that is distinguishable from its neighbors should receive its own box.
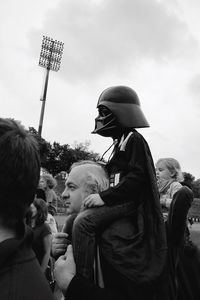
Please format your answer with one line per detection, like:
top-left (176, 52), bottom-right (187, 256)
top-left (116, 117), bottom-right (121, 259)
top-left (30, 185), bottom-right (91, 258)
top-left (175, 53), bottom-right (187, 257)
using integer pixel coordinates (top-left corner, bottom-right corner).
top-left (38, 36), bottom-right (64, 137)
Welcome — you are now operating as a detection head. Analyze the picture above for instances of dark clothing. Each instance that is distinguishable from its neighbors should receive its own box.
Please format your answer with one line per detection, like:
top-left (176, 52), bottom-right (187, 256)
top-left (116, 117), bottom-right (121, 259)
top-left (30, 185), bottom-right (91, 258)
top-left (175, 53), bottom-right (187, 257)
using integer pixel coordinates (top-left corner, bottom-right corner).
top-left (165, 186), bottom-right (194, 300)
top-left (169, 186), bottom-right (200, 300)
top-left (65, 130), bottom-right (167, 299)
top-left (73, 201), bottom-right (137, 279)
top-left (99, 130), bottom-right (167, 287)
top-left (65, 257), bottom-right (158, 300)
top-left (177, 240), bottom-right (200, 300)
top-left (32, 222), bottom-right (51, 265)
top-left (66, 275), bottom-right (124, 300)
top-left (100, 130), bottom-right (149, 205)
top-left (0, 225), bottom-right (54, 300)
top-left (36, 188), bottom-right (46, 202)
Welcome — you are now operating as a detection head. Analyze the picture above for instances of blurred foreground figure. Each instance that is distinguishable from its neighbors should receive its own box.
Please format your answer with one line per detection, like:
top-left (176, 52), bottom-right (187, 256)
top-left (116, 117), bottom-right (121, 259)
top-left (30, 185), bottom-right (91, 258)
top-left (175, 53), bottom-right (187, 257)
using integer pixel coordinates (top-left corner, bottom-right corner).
top-left (0, 118), bottom-right (54, 300)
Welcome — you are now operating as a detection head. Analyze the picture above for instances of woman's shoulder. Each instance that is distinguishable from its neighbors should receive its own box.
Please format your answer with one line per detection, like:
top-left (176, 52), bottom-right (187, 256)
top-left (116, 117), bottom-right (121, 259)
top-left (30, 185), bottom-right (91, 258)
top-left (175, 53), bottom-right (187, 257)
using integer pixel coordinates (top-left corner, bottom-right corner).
top-left (170, 181), bottom-right (182, 189)
top-left (169, 181), bottom-right (182, 196)
top-left (37, 222), bottom-right (52, 236)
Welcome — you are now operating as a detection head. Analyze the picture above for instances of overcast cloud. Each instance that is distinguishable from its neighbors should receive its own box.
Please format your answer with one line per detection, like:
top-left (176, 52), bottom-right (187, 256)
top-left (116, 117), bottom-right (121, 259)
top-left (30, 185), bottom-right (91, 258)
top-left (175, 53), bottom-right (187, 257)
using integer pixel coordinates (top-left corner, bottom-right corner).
top-left (1, 0), bottom-right (200, 178)
top-left (29, 0), bottom-right (197, 82)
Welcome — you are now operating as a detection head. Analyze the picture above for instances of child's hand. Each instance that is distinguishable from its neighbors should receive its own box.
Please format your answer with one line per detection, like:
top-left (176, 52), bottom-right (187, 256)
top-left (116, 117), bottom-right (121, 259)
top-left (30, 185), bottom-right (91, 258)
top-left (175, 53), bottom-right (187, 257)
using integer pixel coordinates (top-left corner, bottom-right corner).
top-left (83, 194), bottom-right (105, 208)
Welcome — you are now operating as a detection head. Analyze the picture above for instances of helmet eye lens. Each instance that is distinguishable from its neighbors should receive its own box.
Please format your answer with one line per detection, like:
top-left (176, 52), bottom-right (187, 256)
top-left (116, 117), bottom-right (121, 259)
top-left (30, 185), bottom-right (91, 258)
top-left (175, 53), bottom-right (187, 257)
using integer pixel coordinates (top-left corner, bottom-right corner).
top-left (99, 106), bottom-right (111, 117)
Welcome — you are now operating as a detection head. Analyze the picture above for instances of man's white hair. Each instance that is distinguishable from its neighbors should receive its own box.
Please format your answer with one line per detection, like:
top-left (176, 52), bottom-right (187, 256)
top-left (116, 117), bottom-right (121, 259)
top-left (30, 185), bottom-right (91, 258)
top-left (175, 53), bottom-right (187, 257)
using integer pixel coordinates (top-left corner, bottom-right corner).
top-left (70, 160), bottom-right (109, 194)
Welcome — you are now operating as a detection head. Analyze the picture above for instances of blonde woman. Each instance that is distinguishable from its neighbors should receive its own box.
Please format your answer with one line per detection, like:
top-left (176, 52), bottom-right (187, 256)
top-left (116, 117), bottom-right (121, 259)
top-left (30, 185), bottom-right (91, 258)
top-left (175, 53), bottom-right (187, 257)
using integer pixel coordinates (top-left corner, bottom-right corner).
top-left (156, 157), bottom-right (184, 219)
top-left (38, 173), bottom-right (58, 205)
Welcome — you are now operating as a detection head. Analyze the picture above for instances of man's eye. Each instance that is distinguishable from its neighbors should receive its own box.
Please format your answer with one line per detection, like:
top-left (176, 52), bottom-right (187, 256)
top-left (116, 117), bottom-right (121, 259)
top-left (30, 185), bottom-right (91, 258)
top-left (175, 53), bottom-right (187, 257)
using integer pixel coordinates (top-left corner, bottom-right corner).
top-left (69, 185), bottom-right (75, 190)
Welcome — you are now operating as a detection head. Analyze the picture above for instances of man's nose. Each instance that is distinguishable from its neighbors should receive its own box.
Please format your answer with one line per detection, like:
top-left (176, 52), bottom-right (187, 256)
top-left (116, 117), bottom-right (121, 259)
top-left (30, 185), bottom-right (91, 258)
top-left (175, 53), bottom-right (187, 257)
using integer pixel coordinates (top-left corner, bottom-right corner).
top-left (62, 188), bottom-right (70, 200)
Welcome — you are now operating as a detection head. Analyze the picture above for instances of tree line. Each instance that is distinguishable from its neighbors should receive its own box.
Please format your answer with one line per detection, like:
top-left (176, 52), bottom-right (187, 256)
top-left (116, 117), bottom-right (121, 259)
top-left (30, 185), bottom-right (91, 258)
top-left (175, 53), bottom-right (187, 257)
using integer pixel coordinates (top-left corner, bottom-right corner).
top-left (29, 127), bottom-right (200, 199)
top-left (29, 127), bottom-right (101, 176)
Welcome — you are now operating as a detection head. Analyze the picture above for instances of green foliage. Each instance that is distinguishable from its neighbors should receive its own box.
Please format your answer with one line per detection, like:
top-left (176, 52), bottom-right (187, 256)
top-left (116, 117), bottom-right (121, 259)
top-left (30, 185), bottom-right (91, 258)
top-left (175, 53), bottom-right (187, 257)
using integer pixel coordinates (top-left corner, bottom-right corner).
top-left (28, 127), bottom-right (101, 176)
top-left (29, 127), bottom-right (51, 165)
top-left (182, 172), bottom-right (200, 198)
top-left (182, 172), bottom-right (195, 189)
top-left (188, 198), bottom-right (200, 217)
top-left (192, 179), bottom-right (200, 198)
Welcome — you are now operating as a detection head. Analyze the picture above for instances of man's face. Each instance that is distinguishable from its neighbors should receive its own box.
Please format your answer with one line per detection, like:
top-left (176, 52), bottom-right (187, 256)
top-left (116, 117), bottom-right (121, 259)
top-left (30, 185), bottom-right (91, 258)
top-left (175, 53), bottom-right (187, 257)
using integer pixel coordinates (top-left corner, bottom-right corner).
top-left (62, 167), bottom-right (86, 214)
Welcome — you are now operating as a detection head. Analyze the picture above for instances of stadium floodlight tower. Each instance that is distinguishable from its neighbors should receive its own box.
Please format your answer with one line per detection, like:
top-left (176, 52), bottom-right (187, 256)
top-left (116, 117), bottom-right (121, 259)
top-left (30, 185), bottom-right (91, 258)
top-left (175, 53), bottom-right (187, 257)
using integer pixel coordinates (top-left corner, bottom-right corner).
top-left (38, 36), bottom-right (64, 137)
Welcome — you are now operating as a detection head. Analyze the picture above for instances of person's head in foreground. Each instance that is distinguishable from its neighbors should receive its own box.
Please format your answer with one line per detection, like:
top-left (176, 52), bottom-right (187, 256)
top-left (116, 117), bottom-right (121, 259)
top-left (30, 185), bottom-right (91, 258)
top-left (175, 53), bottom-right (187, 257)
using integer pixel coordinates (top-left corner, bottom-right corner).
top-left (62, 160), bottom-right (109, 215)
top-left (92, 85), bottom-right (149, 139)
top-left (0, 118), bottom-right (40, 236)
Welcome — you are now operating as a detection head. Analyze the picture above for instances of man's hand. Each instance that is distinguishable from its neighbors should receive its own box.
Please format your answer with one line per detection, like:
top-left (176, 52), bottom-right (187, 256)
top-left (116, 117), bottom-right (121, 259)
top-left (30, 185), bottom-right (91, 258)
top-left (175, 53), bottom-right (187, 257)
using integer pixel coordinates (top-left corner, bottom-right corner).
top-left (83, 194), bottom-right (105, 208)
top-left (54, 245), bottom-right (76, 292)
top-left (51, 232), bottom-right (69, 259)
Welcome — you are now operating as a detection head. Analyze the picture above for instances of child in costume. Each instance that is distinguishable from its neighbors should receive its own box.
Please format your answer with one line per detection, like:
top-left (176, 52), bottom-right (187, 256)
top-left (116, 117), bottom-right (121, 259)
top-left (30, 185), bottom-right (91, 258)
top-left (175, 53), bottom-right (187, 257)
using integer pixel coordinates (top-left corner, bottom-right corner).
top-left (72, 86), bottom-right (167, 287)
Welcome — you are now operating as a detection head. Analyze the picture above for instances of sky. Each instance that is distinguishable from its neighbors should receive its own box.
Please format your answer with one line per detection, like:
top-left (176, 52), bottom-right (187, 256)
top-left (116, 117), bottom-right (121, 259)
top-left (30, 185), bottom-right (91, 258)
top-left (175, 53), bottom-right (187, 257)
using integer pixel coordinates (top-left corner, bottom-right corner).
top-left (1, 0), bottom-right (200, 178)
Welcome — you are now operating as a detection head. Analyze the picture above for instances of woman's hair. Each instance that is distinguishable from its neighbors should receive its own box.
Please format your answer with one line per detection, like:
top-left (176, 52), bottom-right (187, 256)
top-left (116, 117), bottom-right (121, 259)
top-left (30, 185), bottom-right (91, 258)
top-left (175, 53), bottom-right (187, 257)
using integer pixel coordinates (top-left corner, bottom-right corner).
top-left (36, 188), bottom-right (46, 202)
top-left (41, 173), bottom-right (57, 189)
top-left (33, 198), bottom-right (48, 226)
top-left (157, 158), bottom-right (184, 182)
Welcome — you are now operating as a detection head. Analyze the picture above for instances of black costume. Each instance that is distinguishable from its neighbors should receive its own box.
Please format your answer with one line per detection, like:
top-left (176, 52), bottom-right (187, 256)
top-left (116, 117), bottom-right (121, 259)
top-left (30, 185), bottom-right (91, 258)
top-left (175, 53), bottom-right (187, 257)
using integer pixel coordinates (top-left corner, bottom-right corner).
top-left (63, 130), bottom-right (167, 300)
top-left (64, 86), bottom-right (167, 299)
top-left (165, 185), bottom-right (200, 300)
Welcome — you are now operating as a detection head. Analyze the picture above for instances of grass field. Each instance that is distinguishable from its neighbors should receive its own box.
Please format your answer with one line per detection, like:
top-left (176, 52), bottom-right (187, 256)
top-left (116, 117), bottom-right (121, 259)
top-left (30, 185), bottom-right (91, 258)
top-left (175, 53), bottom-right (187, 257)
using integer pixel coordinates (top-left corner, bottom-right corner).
top-left (190, 223), bottom-right (200, 249)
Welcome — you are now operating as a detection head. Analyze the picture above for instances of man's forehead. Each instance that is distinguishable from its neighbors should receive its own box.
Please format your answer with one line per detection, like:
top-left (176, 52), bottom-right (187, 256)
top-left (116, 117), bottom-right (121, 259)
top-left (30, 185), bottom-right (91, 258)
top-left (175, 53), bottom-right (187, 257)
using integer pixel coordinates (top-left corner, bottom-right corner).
top-left (67, 164), bottom-right (99, 185)
top-left (66, 166), bottom-right (87, 185)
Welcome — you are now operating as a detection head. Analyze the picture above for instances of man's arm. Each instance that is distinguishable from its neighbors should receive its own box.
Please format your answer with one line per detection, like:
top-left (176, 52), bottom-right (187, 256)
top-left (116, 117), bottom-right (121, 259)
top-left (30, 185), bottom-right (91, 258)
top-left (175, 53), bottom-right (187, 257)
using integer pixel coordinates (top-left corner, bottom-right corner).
top-left (51, 232), bottom-right (69, 260)
top-left (51, 214), bottom-right (77, 259)
top-left (54, 245), bottom-right (124, 300)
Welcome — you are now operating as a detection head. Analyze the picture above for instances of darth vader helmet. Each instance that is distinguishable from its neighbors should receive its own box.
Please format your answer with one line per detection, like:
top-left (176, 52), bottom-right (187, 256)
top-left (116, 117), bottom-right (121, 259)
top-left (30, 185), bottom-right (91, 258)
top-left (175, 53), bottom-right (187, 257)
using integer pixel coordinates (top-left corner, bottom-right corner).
top-left (92, 85), bottom-right (149, 137)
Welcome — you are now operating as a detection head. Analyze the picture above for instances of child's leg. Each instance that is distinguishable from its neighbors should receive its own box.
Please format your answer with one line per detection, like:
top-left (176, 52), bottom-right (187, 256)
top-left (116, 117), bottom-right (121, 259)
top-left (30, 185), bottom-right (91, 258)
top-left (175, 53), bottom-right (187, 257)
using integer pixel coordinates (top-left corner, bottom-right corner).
top-left (72, 202), bottom-right (135, 280)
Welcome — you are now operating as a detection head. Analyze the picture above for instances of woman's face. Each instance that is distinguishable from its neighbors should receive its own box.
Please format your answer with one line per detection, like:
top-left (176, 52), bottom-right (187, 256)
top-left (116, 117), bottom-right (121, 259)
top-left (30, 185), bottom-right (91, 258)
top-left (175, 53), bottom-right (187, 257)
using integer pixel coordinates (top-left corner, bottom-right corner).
top-left (30, 203), bottom-right (37, 218)
top-left (38, 177), bottom-right (47, 189)
top-left (156, 161), bottom-right (172, 182)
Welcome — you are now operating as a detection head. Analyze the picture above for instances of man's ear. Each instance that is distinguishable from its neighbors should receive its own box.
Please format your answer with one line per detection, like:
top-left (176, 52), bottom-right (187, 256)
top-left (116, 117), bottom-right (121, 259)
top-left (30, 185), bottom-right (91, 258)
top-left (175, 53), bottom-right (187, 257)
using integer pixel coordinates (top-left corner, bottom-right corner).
top-left (84, 180), bottom-right (98, 195)
top-left (83, 173), bottom-right (98, 196)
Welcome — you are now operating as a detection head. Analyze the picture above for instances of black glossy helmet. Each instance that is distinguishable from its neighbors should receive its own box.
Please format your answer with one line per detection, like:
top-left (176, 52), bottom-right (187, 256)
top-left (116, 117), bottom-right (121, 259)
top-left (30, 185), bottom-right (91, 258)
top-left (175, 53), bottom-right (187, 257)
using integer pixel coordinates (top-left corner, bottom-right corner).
top-left (92, 86), bottom-right (149, 136)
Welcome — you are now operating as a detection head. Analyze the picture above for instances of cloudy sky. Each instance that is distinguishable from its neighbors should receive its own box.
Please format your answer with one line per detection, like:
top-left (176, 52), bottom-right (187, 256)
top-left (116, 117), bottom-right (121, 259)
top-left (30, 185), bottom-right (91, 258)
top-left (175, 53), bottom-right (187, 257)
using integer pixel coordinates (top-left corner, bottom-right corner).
top-left (1, 0), bottom-right (200, 178)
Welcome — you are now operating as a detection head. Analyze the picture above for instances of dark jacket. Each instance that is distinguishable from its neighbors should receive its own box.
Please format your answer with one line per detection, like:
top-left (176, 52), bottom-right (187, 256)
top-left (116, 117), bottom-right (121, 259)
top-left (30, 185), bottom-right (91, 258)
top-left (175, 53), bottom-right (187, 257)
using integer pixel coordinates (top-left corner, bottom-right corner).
top-left (0, 225), bottom-right (54, 300)
top-left (64, 130), bottom-right (167, 299)
top-left (66, 274), bottom-right (124, 300)
top-left (99, 130), bottom-right (167, 289)
top-left (165, 186), bottom-right (200, 300)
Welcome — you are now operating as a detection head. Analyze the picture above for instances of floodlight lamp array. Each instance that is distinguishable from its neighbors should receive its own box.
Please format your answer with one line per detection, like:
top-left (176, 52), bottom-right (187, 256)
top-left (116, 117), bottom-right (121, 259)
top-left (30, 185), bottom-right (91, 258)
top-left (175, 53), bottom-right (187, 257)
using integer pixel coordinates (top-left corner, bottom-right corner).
top-left (39, 36), bottom-right (64, 71)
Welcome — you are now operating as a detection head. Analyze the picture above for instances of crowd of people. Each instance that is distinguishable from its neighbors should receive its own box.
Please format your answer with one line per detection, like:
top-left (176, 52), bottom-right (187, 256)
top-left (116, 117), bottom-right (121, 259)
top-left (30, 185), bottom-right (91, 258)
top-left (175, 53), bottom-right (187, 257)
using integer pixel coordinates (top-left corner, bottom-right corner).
top-left (0, 85), bottom-right (199, 300)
